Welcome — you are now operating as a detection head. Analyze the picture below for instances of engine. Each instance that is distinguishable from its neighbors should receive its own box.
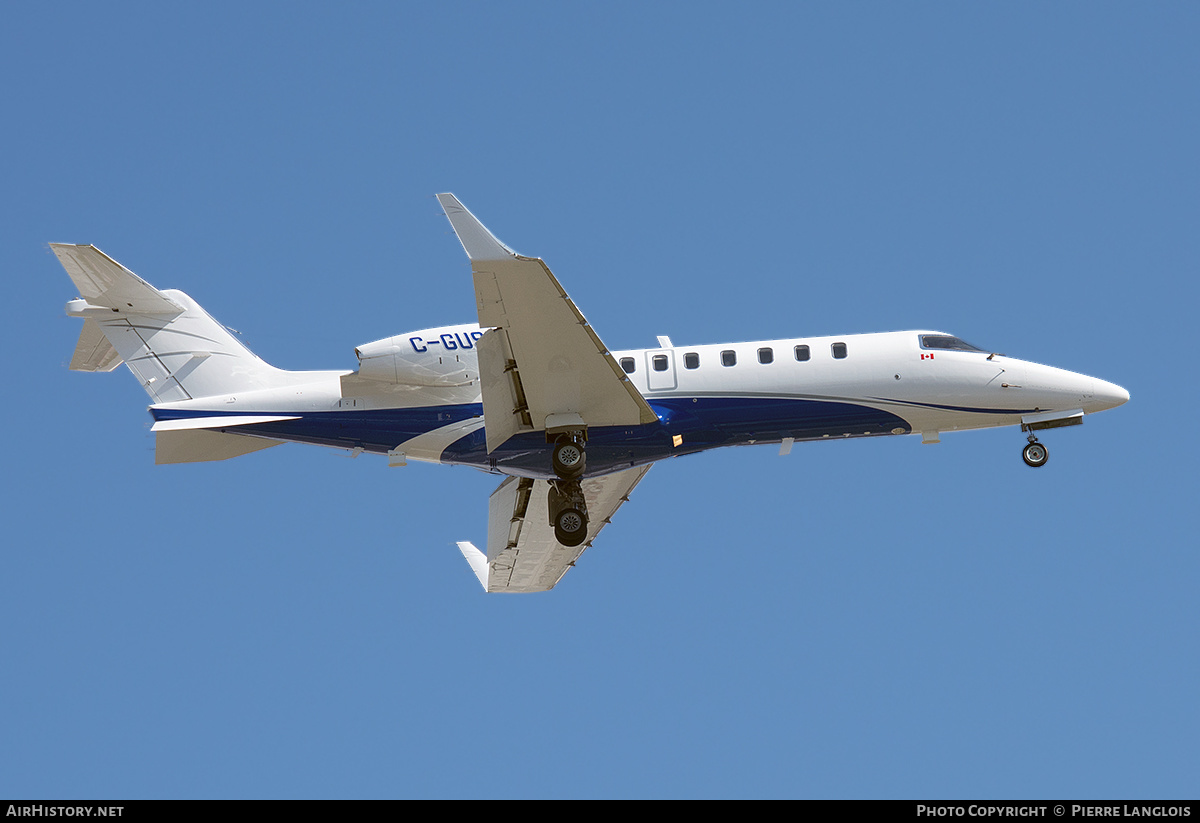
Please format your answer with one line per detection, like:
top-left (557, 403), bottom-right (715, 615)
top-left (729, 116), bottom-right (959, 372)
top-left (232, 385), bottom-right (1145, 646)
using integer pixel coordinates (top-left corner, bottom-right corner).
top-left (353, 324), bottom-right (484, 387)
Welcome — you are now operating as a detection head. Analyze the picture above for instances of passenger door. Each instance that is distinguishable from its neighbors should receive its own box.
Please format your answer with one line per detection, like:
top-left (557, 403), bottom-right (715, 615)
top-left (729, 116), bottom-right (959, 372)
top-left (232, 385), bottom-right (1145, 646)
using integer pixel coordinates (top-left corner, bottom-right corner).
top-left (645, 349), bottom-right (677, 391)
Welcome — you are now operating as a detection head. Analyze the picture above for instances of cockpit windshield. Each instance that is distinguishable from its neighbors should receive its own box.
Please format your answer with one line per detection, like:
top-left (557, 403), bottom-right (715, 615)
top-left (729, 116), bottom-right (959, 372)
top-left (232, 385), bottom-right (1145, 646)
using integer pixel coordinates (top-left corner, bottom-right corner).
top-left (919, 334), bottom-right (987, 353)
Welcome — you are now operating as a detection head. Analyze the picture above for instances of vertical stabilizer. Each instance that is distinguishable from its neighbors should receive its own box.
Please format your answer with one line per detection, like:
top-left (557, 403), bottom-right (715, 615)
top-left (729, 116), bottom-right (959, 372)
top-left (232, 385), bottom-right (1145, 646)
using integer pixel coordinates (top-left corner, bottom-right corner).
top-left (53, 244), bottom-right (288, 403)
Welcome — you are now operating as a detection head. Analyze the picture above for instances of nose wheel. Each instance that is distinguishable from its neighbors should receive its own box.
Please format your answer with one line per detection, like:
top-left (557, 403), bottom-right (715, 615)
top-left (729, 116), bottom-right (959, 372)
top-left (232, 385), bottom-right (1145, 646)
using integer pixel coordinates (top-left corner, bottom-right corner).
top-left (1022, 436), bottom-right (1049, 468)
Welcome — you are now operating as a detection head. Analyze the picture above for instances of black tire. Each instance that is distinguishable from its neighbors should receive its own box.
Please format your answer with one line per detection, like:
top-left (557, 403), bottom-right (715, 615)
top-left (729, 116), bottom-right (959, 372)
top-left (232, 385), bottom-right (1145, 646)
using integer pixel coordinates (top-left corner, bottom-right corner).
top-left (552, 438), bottom-right (586, 480)
top-left (554, 507), bottom-right (588, 547)
top-left (1022, 441), bottom-right (1049, 468)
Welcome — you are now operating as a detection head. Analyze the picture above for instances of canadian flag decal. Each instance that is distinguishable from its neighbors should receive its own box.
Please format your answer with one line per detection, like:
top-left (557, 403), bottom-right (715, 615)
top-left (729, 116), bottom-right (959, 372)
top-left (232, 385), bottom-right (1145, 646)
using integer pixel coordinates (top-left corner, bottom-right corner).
top-left (921, 353), bottom-right (935, 360)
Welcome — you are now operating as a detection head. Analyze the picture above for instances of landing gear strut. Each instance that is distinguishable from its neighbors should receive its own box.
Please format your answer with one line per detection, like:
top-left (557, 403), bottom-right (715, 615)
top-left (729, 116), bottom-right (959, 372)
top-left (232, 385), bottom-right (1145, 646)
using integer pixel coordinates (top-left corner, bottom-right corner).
top-left (1022, 435), bottom-right (1049, 468)
top-left (548, 479), bottom-right (589, 547)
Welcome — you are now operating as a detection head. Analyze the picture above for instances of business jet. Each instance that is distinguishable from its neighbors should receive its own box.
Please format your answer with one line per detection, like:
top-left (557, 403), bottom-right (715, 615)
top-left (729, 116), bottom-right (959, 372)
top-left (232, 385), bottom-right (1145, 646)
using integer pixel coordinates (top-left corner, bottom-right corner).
top-left (53, 193), bottom-right (1129, 592)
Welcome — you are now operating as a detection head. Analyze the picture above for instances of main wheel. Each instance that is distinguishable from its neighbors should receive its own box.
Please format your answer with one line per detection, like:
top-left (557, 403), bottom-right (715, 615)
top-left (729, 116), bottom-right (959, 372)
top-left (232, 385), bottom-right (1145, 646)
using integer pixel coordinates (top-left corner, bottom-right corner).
top-left (552, 438), bottom-right (586, 480)
top-left (1022, 441), bottom-right (1049, 468)
top-left (554, 507), bottom-right (588, 547)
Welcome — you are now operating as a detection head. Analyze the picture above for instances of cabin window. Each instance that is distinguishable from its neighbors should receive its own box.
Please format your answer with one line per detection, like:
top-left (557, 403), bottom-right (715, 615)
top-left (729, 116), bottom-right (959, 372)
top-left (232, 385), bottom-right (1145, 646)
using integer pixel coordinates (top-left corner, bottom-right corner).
top-left (620, 357), bottom-right (636, 374)
top-left (684, 352), bottom-right (700, 369)
top-left (832, 342), bottom-right (847, 359)
top-left (652, 355), bottom-right (669, 372)
top-left (794, 345), bottom-right (810, 362)
top-left (758, 347), bottom-right (773, 364)
top-left (721, 350), bottom-right (737, 367)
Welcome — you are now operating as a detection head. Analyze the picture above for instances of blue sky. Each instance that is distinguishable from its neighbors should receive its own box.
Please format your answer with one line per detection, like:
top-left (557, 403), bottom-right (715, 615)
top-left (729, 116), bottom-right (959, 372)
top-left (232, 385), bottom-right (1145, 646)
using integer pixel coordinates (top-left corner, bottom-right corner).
top-left (2, 2), bottom-right (1196, 799)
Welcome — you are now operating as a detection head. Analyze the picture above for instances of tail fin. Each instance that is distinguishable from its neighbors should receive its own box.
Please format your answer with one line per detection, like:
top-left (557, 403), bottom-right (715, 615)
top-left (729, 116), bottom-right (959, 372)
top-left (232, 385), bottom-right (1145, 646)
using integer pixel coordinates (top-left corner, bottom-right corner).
top-left (53, 244), bottom-right (287, 403)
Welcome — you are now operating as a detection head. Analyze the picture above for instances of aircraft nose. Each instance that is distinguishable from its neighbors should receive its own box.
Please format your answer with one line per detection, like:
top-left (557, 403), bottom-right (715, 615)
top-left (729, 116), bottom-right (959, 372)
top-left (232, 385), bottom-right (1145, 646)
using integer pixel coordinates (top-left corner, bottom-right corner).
top-left (1092, 378), bottom-right (1130, 412)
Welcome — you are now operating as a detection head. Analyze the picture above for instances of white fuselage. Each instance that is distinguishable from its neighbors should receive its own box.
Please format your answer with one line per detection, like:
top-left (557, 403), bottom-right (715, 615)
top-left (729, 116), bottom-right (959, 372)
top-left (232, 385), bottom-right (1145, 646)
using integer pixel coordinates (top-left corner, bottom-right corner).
top-left (148, 324), bottom-right (1127, 477)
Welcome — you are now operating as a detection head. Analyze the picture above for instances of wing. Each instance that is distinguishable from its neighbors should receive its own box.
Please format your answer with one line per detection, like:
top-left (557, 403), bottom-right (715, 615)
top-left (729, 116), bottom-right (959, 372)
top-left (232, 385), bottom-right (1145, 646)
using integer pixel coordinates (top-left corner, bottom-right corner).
top-left (456, 465), bottom-right (651, 593)
top-left (436, 194), bottom-right (657, 452)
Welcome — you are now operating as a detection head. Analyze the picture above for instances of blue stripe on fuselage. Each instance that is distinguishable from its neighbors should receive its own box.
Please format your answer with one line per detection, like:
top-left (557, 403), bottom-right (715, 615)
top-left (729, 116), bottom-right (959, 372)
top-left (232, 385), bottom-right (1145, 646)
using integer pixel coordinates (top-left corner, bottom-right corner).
top-left (440, 396), bottom-right (910, 476)
top-left (155, 396), bottom-right (910, 477)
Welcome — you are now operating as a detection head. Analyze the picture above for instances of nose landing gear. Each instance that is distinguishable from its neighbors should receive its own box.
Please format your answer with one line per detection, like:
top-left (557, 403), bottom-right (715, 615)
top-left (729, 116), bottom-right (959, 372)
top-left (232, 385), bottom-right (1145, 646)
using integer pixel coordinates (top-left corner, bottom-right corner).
top-left (1022, 436), bottom-right (1049, 468)
top-left (1019, 410), bottom-right (1084, 468)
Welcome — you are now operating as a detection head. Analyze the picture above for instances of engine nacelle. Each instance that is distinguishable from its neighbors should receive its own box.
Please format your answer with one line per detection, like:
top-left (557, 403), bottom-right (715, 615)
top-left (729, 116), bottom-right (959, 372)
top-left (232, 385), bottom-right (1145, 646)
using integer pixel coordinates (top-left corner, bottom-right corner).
top-left (354, 324), bottom-right (485, 387)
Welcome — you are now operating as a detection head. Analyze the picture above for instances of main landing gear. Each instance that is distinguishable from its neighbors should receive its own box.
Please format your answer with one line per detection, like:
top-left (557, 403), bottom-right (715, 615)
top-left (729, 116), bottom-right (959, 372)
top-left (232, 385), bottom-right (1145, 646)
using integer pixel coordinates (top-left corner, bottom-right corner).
top-left (549, 432), bottom-right (589, 546)
top-left (548, 479), bottom-right (589, 547)
top-left (1022, 435), bottom-right (1049, 468)
top-left (551, 434), bottom-right (586, 480)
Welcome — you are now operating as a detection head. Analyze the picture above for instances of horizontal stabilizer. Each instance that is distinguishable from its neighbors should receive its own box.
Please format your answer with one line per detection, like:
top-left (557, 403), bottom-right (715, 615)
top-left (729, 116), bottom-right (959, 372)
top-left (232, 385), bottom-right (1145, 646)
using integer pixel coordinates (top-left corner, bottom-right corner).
top-left (150, 415), bottom-right (301, 432)
top-left (50, 244), bottom-right (182, 315)
top-left (70, 318), bottom-right (122, 372)
top-left (155, 429), bottom-right (285, 464)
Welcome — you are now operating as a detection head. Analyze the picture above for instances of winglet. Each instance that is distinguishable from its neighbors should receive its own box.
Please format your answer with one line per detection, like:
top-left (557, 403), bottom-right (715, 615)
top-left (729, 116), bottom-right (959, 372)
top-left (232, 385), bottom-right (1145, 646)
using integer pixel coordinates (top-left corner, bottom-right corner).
top-left (436, 193), bottom-right (520, 261)
top-left (455, 541), bottom-right (489, 591)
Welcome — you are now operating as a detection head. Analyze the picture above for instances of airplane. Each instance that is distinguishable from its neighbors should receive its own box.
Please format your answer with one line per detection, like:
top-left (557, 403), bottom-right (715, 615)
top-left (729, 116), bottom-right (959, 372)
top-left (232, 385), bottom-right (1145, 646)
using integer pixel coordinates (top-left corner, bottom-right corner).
top-left (53, 193), bottom-right (1129, 592)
